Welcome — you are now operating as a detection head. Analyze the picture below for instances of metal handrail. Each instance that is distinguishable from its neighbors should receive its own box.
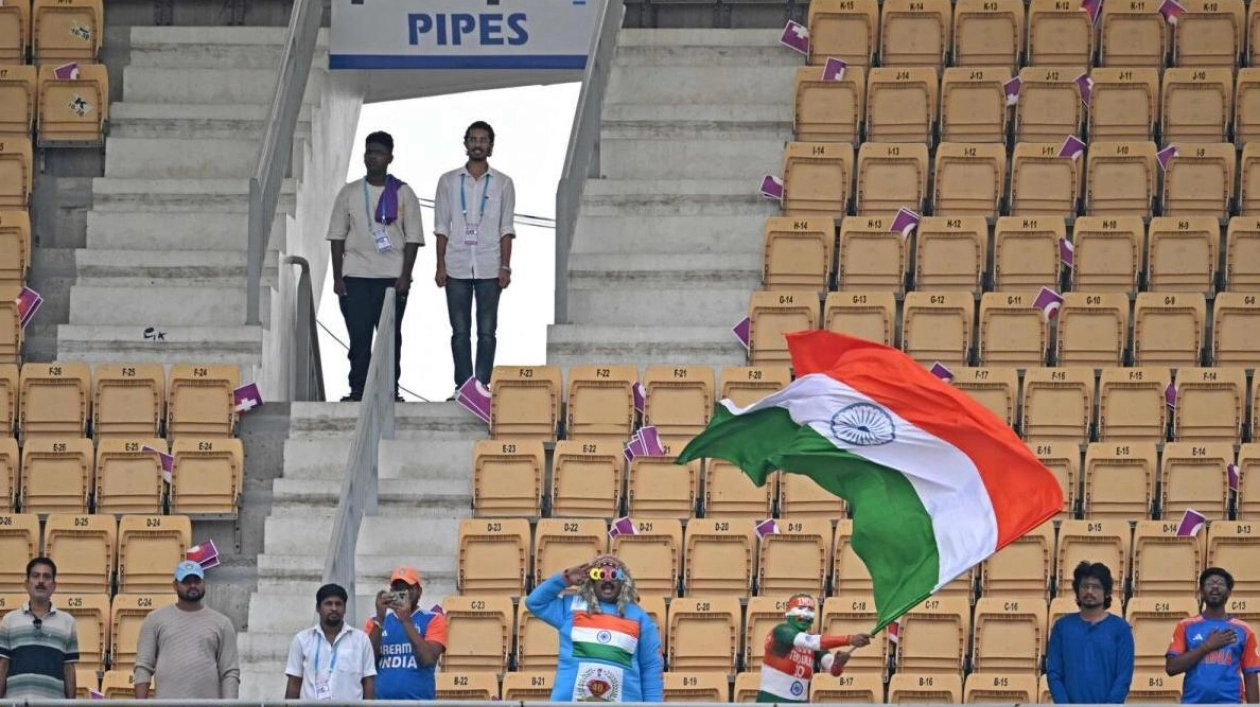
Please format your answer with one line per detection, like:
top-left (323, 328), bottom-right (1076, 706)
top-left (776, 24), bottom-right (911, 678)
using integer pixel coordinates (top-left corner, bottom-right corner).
top-left (286, 256), bottom-right (326, 402)
top-left (246, 0), bottom-right (323, 326)
top-left (322, 289), bottom-right (397, 599)
top-left (553, 0), bottom-right (626, 325)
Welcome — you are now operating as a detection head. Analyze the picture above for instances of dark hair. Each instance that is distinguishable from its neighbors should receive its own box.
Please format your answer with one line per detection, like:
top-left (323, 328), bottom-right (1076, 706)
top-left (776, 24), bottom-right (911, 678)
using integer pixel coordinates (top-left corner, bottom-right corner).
top-left (1072, 561), bottom-right (1114, 609)
top-left (365, 131), bottom-right (394, 152)
top-left (464, 121), bottom-right (495, 144)
top-left (26, 557), bottom-right (56, 579)
top-left (1200, 567), bottom-right (1235, 590)
top-left (316, 583), bottom-right (348, 604)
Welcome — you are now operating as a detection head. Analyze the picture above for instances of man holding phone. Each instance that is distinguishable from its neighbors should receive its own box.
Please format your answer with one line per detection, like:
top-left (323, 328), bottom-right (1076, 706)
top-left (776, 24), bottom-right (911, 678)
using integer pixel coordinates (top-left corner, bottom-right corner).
top-left (364, 566), bottom-right (446, 700)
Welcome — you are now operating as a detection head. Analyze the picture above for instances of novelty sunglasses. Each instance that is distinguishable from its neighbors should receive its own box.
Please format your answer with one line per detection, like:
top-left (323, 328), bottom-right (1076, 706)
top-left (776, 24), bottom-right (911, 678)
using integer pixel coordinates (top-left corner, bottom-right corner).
top-left (589, 566), bottom-right (626, 582)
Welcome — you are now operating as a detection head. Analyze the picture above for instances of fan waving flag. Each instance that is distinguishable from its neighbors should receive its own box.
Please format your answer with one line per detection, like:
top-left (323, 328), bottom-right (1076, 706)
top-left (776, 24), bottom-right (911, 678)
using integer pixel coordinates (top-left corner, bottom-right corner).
top-left (675, 330), bottom-right (1061, 632)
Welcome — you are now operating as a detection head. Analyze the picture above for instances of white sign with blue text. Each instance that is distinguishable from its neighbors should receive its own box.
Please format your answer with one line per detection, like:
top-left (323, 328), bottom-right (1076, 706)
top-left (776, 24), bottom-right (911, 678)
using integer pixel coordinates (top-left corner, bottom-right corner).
top-left (330, 0), bottom-right (604, 70)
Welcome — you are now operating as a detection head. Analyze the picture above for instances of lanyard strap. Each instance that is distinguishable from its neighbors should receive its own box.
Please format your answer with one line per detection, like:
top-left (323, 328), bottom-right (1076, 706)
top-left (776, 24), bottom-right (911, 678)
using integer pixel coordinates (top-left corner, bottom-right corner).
top-left (362, 179), bottom-right (378, 226)
top-left (459, 172), bottom-right (491, 223)
top-left (314, 630), bottom-right (343, 677)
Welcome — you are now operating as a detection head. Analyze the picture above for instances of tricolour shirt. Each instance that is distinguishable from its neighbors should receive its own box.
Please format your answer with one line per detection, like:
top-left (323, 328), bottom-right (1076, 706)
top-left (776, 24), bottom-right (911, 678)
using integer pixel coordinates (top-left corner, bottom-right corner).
top-left (1167, 614), bottom-right (1260, 704)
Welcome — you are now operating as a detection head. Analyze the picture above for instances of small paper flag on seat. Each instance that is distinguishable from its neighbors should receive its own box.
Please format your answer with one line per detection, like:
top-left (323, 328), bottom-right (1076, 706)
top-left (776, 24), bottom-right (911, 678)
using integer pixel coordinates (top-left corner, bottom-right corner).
top-left (1033, 286), bottom-right (1065, 320)
top-left (89, 690), bottom-right (103, 700)
top-left (754, 518), bottom-right (779, 540)
top-left (1003, 76), bottom-right (1021, 106)
top-left (759, 174), bottom-right (784, 201)
top-left (887, 619), bottom-right (901, 643)
top-left (1228, 463), bottom-right (1240, 493)
top-left (457, 377), bottom-right (492, 424)
top-left (16, 286), bottom-right (42, 329)
top-left (233, 382), bottom-right (262, 413)
top-left (1059, 237), bottom-right (1075, 268)
top-left (639, 425), bottom-right (666, 457)
top-left (1159, 0), bottom-right (1186, 23)
top-left (929, 362), bottom-right (954, 382)
top-left (141, 444), bottom-right (175, 483)
top-left (822, 57), bottom-right (847, 82)
top-left (1157, 144), bottom-right (1179, 171)
top-left (1075, 72), bottom-right (1094, 107)
top-left (609, 516), bottom-right (638, 538)
top-left (890, 207), bottom-right (921, 237)
top-left (732, 316), bottom-right (751, 350)
top-left (53, 62), bottom-right (80, 80)
top-left (1058, 135), bottom-right (1086, 160)
top-left (186, 539), bottom-right (220, 570)
top-left (1175, 508), bottom-right (1206, 537)
top-left (780, 20), bottom-right (810, 54)
top-left (1165, 383), bottom-right (1177, 409)
top-left (633, 382), bottom-right (646, 415)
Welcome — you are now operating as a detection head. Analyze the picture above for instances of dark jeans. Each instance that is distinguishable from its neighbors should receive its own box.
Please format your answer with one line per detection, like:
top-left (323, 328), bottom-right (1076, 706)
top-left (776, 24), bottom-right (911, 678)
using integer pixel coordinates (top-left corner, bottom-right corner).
top-left (445, 277), bottom-right (501, 388)
top-left (338, 276), bottom-right (407, 395)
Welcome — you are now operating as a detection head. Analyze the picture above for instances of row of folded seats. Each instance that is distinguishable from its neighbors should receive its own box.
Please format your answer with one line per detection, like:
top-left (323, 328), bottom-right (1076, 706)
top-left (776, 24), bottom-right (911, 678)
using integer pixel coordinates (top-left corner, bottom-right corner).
top-left (764, 215), bottom-right (1260, 295)
top-left (0, 0), bottom-right (103, 64)
top-left (0, 65), bottom-right (110, 145)
top-left (780, 140), bottom-right (1260, 221)
top-left (798, 65), bottom-right (1260, 148)
top-left (0, 362), bottom-right (243, 439)
top-left (454, 516), bottom-right (1260, 602)
top-left (805, 0), bottom-right (1256, 70)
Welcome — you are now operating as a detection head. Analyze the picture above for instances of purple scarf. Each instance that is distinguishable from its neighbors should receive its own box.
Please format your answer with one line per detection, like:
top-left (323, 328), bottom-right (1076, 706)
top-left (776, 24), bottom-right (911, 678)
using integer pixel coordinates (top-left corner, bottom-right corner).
top-left (373, 175), bottom-right (407, 225)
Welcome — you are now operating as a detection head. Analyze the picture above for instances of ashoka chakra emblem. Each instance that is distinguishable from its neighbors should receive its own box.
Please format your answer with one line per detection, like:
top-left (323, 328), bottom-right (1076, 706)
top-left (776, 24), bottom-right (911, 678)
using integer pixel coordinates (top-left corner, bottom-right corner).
top-left (830, 403), bottom-right (896, 446)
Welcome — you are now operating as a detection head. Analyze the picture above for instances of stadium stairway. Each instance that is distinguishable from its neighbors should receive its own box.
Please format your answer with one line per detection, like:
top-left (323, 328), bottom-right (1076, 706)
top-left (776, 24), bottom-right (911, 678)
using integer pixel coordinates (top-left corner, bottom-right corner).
top-left (548, 29), bottom-right (793, 369)
top-left (236, 402), bottom-right (480, 699)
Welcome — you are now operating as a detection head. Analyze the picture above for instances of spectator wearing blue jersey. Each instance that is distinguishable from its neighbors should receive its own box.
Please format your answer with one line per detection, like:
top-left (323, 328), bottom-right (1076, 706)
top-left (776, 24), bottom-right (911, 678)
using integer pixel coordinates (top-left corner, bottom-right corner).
top-left (1166, 567), bottom-right (1260, 704)
top-left (363, 566), bottom-right (447, 700)
top-left (1046, 561), bottom-right (1135, 703)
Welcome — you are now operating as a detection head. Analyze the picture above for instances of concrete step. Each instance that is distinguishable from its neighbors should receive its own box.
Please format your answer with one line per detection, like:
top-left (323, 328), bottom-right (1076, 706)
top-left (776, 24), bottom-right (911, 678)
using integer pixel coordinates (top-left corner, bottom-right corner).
top-left (271, 478), bottom-right (471, 514)
top-left (68, 284), bottom-right (268, 327)
top-left (261, 514), bottom-right (336, 557)
top-left (284, 438), bottom-right (474, 481)
top-left (109, 102), bottom-right (313, 141)
top-left (548, 324), bottom-right (746, 369)
top-left (572, 213), bottom-right (767, 254)
top-left (122, 67), bottom-right (325, 105)
top-left (56, 325), bottom-right (264, 365)
top-left (614, 29), bottom-right (797, 66)
top-left (356, 516), bottom-right (468, 559)
top-left (105, 138), bottom-right (292, 180)
top-left (567, 252), bottom-right (760, 326)
top-left (580, 178), bottom-right (780, 217)
top-left (86, 211), bottom-right (284, 251)
top-left (288, 402), bottom-right (487, 441)
top-left (128, 26), bottom-right (330, 69)
top-left (607, 66), bottom-right (795, 106)
top-left (601, 137), bottom-right (786, 180)
top-left (602, 102), bottom-right (794, 124)
top-left (73, 248), bottom-right (273, 285)
top-left (91, 178), bottom-right (296, 213)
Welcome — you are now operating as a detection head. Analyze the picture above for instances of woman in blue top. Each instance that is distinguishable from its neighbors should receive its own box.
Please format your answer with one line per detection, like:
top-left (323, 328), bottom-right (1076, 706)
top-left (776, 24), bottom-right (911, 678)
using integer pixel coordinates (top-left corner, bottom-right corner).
top-left (525, 554), bottom-right (664, 702)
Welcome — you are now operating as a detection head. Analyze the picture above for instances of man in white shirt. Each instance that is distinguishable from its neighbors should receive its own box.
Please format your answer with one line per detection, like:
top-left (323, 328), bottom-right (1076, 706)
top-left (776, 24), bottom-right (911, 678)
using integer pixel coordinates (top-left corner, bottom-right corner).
top-left (327, 131), bottom-right (424, 402)
top-left (285, 583), bottom-right (375, 701)
top-left (433, 121), bottom-right (517, 398)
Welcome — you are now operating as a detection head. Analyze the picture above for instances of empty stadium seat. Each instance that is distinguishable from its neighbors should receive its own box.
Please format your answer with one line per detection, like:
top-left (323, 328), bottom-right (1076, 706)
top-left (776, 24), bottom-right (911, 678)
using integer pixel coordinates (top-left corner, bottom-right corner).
top-left (1211, 292), bottom-right (1260, 366)
top-left (1057, 293), bottom-right (1130, 368)
top-left (823, 291), bottom-right (896, 345)
top-left (1133, 293), bottom-right (1206, 367)
top-left (855, 141), bottom-right (929, 215)
top-left (642, 365), bottom-right (713, 444)
top-left (1021, 368), bottom-right (1094, 442)
top-left (0, 210), bottom-right (29, 290)
top-left (1070, 216), bottom-right (1143, 293)
top-left (734, 672), bottom-right (762, 702)
top-left (683, 519), bottom-right (753, 596)
top-left (440, 594), bottom-right (513, 672)
top-left (748, 290), bottom-right (821, 366)
top-left (1027, 0), bottom-right (1094, 66)
top-left (550, 440), bottom-right (622, 518)
top-left (1206, 521), bottom-right (1260, 596)
top-left (109, 592), bottom-right (176, 674)
top-left (779, 471), bottom-right (846, 519)
top-left (977, 293), bottom-right (1048, 366)
top-left (1224, 218), bottom-right (1260, 290)
top-left (1083, 441), bottom-right (1158, 519)
top-left (1088, 67), bottom-right (1160, 141)
top-left (915, 216), bottom-right (987, 291)
top-left (59, 592), bottom-right (109, 672)
top-left (1239, 445), bottom-right (1260, 519)
top-left (793, 65), bottom-right (865, 145)
top-left (20, 437), bottom-right (92, 513)
top-left (705, 460), bottom-right (773, 519)
top-left (662, 672), bottom-right (729, 702)
top-left (818, 595), bottom-right (888, 675)
top-left (972, 597), bottom-right (1044, 673)
top-left (169, 437), bottom-right (242, 516)
top-left (667, 595), bottom-right (741, 673)
top-left (1128, 596), bottom-right (1199, 670)
top-left (1129, 671), bottom-right (1185, 703)
top-left (1132, 520), bottom-right (1206, 598)
top-left (0, 66), bottom-right (36, 140)
top-left (762, 216), bottom-right (834, 292)
top-left (610, 517), bottom-right (681, 599)
top-left (880, 0), bottom-right (950, 67)
top-left (953, 0), bottom-right (1023, 68)
top-left (833, 520), bottom-right (872, 597)
top-left (0, 362), bottom-right (15, 436)
top-left (0, 437), bottom-right (15, 510)
top-left (0, 2), bottom-right (29, 63)
top-left (940, 67), bottom-right (1011, 143)
top-left (32, 0), bottom-right (102, 62)
top-left (1100, 0), bottom-right (1167, 67)
top-left (807, 0), bottom-right (880, 68)
top-left (965, 673), bottom-right (1039, 703)
top-left (489, 365), bottom-right (560, 442)
top-left (1235, 69), bottom-right (1260, 148)
top-left (901, 291), bottom-right (974, 368)
top-left (758, 517), bottom-right (831, 598)
top-left (952, 367), bottom-right (1020, 426)
top-left (932, 146), bottom-right (1004, 218)
top-left (1098, 367), bottom-right (1171, 442)
top-left (1162, 143), bottom-right (1235, 219)
top-left (1009, 142), bottom-right (1081, 217)
top-left (471, 439), bottom-right (543, 518)
top-left (0, 284), bottom-right (19, 364)
top-left (457, 517), bottom-right (529, 595)
top-left (0, 137), bottom-right (32, 208)
top-left (782, 141), bottom-right (854, 218)
top-left (75, 668), bottom-right (98, 698)
top-left (1162, 68), bottom-right (1233, 144)
top-left (1147, 216), bottom-right (1219, 293)
top-left (888, 673), bottom-right (963, 702)
top-left (501, 671), bottom-right (553, 701)
top-left (838, 216), bottom-right (909, 292)
top-left (1242, 143), bottom-right (1260, 215)
top-left (1057, 519), bottom-right (1131, 591)
top-left (19, 362), bottom-right (90, 439)
top-left (95, 439), bottom-right (166, 515)
top-left (719, 365), bottom-right (791, 408)
top-left (117, 514), bottom-right (190, 593)
top-left (44, 513), bottom-right (115, 594)
top-left (992, 216), bottom-right (1064, 293)
top-left (1016, 66), bottom-right (1088, 143)
top-left (1173, 367), bottom-right (1246, 442)
top-left (1084, 141), bottom-right (1158, 216)
top-left (866, 67), bottom-right (938, 144)
top-left (896, 596), bottom-right (971, 674)
top-left (533, 518), bottom-right (606, 588)
top-left (37, 62), bottom-right (108, 145)
top-left (0, 513), bottom-right (38, 591)
top-left (628, 452), bottom-right (699, 520)
top-left (1175, 0), bottom-right (1244, 66)
top-left (1029, 440), bottom-right (1080, 517)
top-left (93, 364), bottom-right (164, 438)
top-left (980, 520), bottom-right (1054, 598)
top-left (515, 602), bottom-right (558, 672)
top-left (435, 672), bottom-right (500, 700)
top-left (564, 364), bottom-right (637, 447)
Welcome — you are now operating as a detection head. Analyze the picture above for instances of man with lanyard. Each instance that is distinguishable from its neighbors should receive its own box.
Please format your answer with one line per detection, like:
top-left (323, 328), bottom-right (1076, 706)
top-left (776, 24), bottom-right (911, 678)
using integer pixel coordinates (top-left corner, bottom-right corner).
top-left (327, 130), bottom-right (423, 402)
top-left (433, 120), bottom-right (517, 398)
top-left (757, 594), bottom-right (871, 703)
top-left (285, 583), bottom-right (376, 701)
top-left (364, 566), bottom-right (446, 699)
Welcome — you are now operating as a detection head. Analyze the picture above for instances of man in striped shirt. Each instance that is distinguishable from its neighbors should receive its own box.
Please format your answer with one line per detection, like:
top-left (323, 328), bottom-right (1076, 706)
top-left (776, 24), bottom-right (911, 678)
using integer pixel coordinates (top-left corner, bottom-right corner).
top-left (0, 557), bottom-right (79, 700)
top-left (757, 594), bottom-right (869, 703)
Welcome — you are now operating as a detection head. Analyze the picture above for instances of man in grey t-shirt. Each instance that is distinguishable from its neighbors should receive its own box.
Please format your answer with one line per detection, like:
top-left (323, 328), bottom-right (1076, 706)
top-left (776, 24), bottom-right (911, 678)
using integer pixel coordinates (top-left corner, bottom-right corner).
top-left (133, 561), bottom-right (239, 699)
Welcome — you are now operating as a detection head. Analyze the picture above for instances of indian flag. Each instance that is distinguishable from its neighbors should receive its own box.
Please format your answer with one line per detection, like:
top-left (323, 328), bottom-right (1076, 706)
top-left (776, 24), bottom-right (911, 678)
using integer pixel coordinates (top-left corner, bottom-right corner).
top-left (676, 331), bottom-right (1062, 631)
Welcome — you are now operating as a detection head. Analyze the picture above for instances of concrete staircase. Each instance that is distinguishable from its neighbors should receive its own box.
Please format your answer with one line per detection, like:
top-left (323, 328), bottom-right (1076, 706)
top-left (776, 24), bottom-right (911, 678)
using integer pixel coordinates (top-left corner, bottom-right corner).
top-left (548, 29), bottom-right (795, 370)
top-left (237, 402), bottom-right (482, 699)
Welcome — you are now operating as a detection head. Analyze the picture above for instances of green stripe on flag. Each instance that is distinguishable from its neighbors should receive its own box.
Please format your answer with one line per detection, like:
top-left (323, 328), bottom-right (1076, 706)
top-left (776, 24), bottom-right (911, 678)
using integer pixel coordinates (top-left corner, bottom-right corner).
top-left (572, 641), bottom-right (634, 667)
top-left (677, 406), bottom-right (940, 632)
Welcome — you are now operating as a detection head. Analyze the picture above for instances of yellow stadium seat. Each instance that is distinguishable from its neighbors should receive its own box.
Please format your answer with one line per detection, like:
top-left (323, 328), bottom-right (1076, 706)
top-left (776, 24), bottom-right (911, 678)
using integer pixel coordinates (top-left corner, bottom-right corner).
top-left (501, 671), bottom-right (553, 701)
top-left (59, 592), bottom-right (109, 672)
top-left (1212, 292), bottom-right (1260, 366)
top-left (167, 364), bottom-right (238, 438)
top-left (782, 141), bottom-right (854, 218)
top-left (1057, 293), bottom-right (1130, 368)
top-left (762, 216), bottom-right (835, 292)
top-left (933, 146), bottom-right (1006, 218)
top-left (74, 668), bottom-right (98, 698)
top-left (1009, 142), bottom-right (1081, 217)
top-left (1027, 0), bottom-right (1094, 66)
top-left (1161, 441), bottom-right (1232, 520)
top-left (981, 520), bottom-right (1055, 599)
top-left (1162, 142), bottom-right (1234, 219)
top-left (1128, 597), bottom-right (1199, 671)
top-left (37, 62), bottom-right (108, 145)
top-left (32, 0), bottom-right (102, 62)
top-left (439, 594), bottom-right (513, 673)
top-left (117, 514), bottom-right (192, 593)
top-left (1146, 216), bottom-right (1219, 294)
top-left (471, 438), bottom-right (543, 518)
top-left (965, 672), bottom-right (1039, 703)
top-left (972, 597), bottom-right (1045, 673)
top-left (0, 284), bottom-right (19, 364)
top-left (1083, 441), bottom-right (1157, 519)
top-left (19, 362), bottom-right (91, 440)
top-left (824, 291), bottom-right (897, 346)
top-left (1129, 671), bottom-right (1185, 703)
top-left (642, 365), bottom-right (713, 444)
top-left (1057, 519), bottom-right (1131, 592)
top-left (100, 670), bottom-right (145, 698)
top-left (1236, 70), bottom-right (1260, 147)
top-left (93, 364), bottom-right (164, 439)
top-left (170, 437), bottom-right (242, 516)
top-left (838, 215), bottom-right (909, 293)
top-left (1100, 0), bottom-right (1166, 67)
top-left (880, 0), bottom-right (951, 69)
top-left (833, 520), bottom-right (872, 597)
top-left (1089, 68), bottom-right (1160, 142)
top-left (812, 672), bottom-right (887, 701)
top-left (435, 672), bottom-right (500, 700)
top-left (667, 595), bottom-right (741, 673)
top-left (1097, 367), bottom-right (1170, 442)
top-left (532, 518), bottom-right (606, 587)
top-left (1071, 216), bottom-right (1144, 293)
top-left (515, 601), bottom-right (558, 672)
top-left (1021, 368), bottom-right (1094, 443)
top-left (895, 596), bottom-right (971, 674)
top-left (0, 135), bottom-right (33, 209)
top-left (1241, 143), bottom-right (1260, 215)
top-left (566, 364), bottom-right (638, 447)
top-left (719, 366), bottom-right (791, 408)
top-left (95, 439), bottom-right (166, 515)
top-left (793, 65), bottom-right (865, 145)
top-left (610, 517), bottom-right (681, 600)
top-left (734, 672), bottom-right (762, 702)
top-left (953, 0), bottom-right (1023, 68)
top-left (743, 596), bottom-right (789, 672)
top-left (662, 672), bottom-right (729, 702)
top-left (977, 293), bottom-right (1048, 367)
top-left (109, 592), bottom-right (176, 674)
top-left (1084, 141), bottom-right (1158, 217)
top-left (0, 211), bottom-right (29, 291)
top-left (1206, 521), bottom-right (1260, 596)
top-left (44, 513), bottom-right (115, 594)
top-left (0, 66), bottom-right (36, 140)
top-left (1173, 367), bottom-right (1246, 442)
top-left (818, 594), bottom-right (888, 675)
top-left (748, 290), bottom-right (820, 367)
top-left (940, 67), bottom-right (1011, 144)
top-left (627, 450), bottom-right (698, 520)
top-left (855, 141), bottom-right (929, 215)
top-left (0, 2), bottom-right (30, 63)
top-left (1016, 66), bottom-right (1087, 143)
top-left (1227, 217), bottom-right (1260, 291)
top-left (1132, 520), bottom-right (1205, 598)
top-left (915, 216), bottom-right (988, 291)
top-left (0, 437), bottom-right (15, 510)
top-left (807, 0), bottom-right (880, 69)
top-left (683, 518), bottom-right (754, 596)
top-left (0, 362), bottom-right (16, 436)
top-left (0, 513), bottom-right (38, 591)
top-left (758, 517), bottom-right (831, 598)
top-left (901, 291), bottom-right (973, 369)
top-left (1132, 293), bottom-right (1206, 367)
top-left (457, 517), bottom-right (530, 596)
top-left (952, 367), bottom-right (1020, 428)
top-left (20, 437), bottom-right (92, 513)
top-left (1237, 444), bottom-right (1260, 519)
top-left (550, 440), bottom-right (623, 519)
top-left (1162, 68), bottom-right (1233, 144)
top-left (488, 365), bottom-right (561, 442)
top-left (1029, 440), bottom-right (1080, 517)
top-left (992, 216), bottom-right (1064, 293)
top-left (779, 471), bottom-right (845, 519)
top-left (1174, 0), bottom-right (1243, 66)
top-left (705, 460), bottom-right (774, 519)
top-left (866, 67), bottom-right (938, 144)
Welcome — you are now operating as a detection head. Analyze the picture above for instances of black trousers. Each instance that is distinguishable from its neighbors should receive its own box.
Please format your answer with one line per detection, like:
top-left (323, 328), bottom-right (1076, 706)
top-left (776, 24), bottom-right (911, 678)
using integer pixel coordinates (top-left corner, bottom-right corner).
top-left (338, 277), bottom-right (407, 395)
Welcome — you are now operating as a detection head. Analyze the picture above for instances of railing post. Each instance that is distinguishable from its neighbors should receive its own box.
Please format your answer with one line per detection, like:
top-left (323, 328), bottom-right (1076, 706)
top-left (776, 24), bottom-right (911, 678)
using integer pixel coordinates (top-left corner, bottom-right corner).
top-left (246, 177), bottom-right (264, 326)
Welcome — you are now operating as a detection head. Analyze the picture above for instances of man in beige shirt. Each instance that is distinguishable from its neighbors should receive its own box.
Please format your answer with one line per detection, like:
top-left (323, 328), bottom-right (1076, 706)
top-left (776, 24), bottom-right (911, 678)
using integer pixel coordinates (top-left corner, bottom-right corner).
top-left (133, 561), bottom-right (239, 699)
top-left (328, 130), bottom-right (424, 402)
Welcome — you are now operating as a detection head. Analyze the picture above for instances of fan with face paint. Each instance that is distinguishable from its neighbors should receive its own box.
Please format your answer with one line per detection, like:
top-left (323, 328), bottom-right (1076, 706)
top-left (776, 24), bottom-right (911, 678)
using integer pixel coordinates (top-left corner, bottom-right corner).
top-left (754, 594), bottom-right (873, 703)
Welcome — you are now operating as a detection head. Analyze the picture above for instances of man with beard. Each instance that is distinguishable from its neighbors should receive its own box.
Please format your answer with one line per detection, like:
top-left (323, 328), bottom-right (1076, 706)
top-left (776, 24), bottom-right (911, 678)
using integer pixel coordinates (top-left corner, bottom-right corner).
top-left (433, 120), bottom-right (517, 397)
top-left (1167, 567), bottom-right (1260, 704)
top-left (0, 558), bottom-right (79, 699)
top-left (756, 594), bottom-right (871, 703)
top-left (133, 561), bottom-right (239, 698)
top-left (525, 554), bottom-right (663, 702)
top-left (1046, 561), bottom-right (1134, 703)
top-left (285, 583), bottom-right (376, 700)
